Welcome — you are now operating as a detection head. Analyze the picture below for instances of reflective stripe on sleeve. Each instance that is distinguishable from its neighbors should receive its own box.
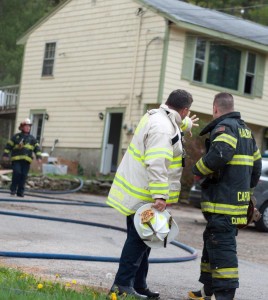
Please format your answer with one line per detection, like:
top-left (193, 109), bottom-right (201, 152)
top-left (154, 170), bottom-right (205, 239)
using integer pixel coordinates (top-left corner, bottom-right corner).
top-left (169, 156), bottom-right (182, 169)
top-left (253, 149), bottom-right (261, 161)
top-left (196, 158), bottom-right (213, 175)
top-left (213, 133), bottom-right (237, 149)
top-left (149, 182), bottom-right (169, 195)
top-left (127, 143), bottom-right (145, 165)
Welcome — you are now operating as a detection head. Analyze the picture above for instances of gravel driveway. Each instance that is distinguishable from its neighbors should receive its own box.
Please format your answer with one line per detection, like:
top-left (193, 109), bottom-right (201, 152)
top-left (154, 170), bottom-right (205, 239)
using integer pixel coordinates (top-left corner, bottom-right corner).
top-left (0, 192), bottom-right (267, 299)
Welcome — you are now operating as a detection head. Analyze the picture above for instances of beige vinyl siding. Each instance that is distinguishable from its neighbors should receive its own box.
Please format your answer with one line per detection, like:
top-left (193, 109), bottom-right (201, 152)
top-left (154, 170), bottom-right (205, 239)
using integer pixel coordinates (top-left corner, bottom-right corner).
top-left (18, 0), bottom-right (165, 150)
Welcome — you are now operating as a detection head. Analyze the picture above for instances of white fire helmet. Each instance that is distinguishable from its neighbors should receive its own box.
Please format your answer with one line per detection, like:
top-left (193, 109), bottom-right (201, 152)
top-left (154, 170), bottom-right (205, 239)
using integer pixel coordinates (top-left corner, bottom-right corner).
top-left (19, 118), bottom-right (32, 130)
top-left (134, 203), bottom-right (179, 248)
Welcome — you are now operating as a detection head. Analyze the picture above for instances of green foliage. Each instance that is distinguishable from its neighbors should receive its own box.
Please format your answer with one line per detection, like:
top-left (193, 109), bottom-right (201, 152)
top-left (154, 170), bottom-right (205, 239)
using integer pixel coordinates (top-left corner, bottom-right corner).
top-left (0, 266), bottom-right (109, 299)
top-left (0, 0), bottom-right (60, 86)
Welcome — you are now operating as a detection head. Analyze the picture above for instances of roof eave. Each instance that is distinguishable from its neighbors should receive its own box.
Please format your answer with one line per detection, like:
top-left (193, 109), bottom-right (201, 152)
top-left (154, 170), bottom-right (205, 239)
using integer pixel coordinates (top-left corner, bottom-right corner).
top-left (135, 0), bottom-right (268, 53)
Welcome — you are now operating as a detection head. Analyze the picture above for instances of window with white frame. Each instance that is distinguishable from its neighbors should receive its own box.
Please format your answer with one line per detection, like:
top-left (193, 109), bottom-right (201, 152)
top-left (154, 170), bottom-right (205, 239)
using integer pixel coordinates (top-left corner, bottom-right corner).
top-left (244, 52), bottom-right (256, 95)
top-left (42, 42), bottom-right (56, 76)
top-left (182, 35), bottom-right (265, 97)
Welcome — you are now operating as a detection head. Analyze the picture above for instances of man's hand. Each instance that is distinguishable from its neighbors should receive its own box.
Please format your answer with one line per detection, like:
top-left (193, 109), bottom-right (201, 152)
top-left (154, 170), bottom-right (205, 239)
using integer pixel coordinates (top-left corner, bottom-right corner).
top-left (152, 198), bottom-right (166, 212)
top-left (2, 156), bottom-right (9, 162)
top-left (187, 111), bottom-right (199, 137)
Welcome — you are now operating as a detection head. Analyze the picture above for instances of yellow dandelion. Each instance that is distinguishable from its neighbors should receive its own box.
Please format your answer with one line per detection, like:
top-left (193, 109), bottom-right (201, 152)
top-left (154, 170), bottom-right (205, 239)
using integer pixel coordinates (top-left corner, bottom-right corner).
top-left (55, 273), bottom-right (61, 278)
top-left (37, 283), bottom-right (43, 289)
top-left (71, 279), bottom-right (77, 284)
top-left (65, 282), bottom-right (71, 287)
top-left (110, 292), bottom-right (117, 300)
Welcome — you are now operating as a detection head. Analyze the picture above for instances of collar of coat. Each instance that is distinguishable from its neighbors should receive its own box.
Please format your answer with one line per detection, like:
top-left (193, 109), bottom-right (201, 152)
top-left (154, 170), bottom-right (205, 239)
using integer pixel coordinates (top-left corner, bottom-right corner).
top-left (160, 104), bottom-right (182, 126)
top-left (199, 111), bottom-right (241, 136)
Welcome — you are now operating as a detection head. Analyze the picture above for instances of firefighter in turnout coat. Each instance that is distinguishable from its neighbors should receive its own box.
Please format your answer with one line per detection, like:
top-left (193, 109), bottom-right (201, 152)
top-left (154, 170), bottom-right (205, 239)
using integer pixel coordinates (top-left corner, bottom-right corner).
top-left (2, 118), bottom-right (42, 197)
top-left (189, 93), bottom-right (262, 300)
top-left (107, 89), bottom-right (198, 299)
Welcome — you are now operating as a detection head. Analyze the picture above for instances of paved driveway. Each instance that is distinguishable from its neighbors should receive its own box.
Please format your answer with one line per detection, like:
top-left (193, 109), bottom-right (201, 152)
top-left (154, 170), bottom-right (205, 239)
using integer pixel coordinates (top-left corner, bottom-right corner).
top-left (0, 192), bottom-right (267, 299)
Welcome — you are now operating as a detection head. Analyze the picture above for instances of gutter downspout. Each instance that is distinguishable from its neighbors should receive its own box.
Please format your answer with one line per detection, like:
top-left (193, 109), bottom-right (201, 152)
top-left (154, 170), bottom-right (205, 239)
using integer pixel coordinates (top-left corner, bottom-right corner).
top-left (157, 20), bottom-right (171, 104)
top-left (128, 8), bottom-right (145, 126)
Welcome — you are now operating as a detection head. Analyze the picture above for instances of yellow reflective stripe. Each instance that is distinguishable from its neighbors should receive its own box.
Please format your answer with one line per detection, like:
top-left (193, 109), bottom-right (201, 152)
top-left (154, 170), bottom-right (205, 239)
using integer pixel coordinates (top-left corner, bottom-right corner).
top-left (213, 133), bottom-right (237, 149)
top-left (201, 262), bottom-right (211, 273)
top-left (134, 114), bottom-right (149, 135)
top-left (149, 182), bottom-right (169, 194)
top-left (7, 140), bottom-right (14, 146)
top-left (11, 156), bottom-right (32, 163)
top-left (169, 156), bottom-right (182, 169)
top-left (212, 268), bottom-right (239, 279)
top-left (180, 118), bottom-right (189, 132)
top-left (106, 196), bottom-right (135, 216)
top-left (114, 174), bottom-right (152, 201)
top-left (227, 155), bottom-right (253, 166)
top-left (4, 150), bottom-right (10, 154)
top-left (127, 143), bottom-right (145, 165)
top-left (36, 151), bottom-right (42, 156)
top-left (196, 158), bottom-right (213, 175)
top-left (253, 149), bottom-right (261, 161)
top-left (167, 191), bottom-right (180, 203)
top-left (24, 144), bottom-right (34, 150)
top-left (145, 148), bottom-right (173, 162)
top-left (201, 202), bottom-right (248, 215)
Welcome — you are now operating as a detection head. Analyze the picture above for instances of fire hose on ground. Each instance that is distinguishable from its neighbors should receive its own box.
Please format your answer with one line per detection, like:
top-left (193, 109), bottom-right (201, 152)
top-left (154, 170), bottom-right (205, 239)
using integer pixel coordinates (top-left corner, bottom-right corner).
top-left (0, 180), bottom-right (198, 263)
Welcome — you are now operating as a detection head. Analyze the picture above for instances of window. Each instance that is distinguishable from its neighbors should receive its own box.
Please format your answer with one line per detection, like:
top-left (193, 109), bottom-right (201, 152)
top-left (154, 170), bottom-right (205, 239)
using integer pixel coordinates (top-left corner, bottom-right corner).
top-left (42, 42), bottom-right (56, 76)
top-left (194, 38), bottom-right (241, 90)
top-left (244, 52), bottom-right (256, 95)
top-left (182, 35), bottom-right (265, 97)
top-left (193, 38), bottom-right (206, 82)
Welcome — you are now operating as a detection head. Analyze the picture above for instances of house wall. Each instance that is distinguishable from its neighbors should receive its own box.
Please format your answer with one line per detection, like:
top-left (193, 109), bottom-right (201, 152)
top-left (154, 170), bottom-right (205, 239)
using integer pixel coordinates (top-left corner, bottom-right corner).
top-left (18, 0), bottom-right (166, 173)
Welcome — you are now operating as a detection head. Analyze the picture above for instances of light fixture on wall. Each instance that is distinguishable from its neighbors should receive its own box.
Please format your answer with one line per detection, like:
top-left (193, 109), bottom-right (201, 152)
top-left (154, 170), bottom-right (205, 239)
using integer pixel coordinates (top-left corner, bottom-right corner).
top-left (45, 113), bottom-right (49, 120)
top-left (98, 112), bottom-right (104, 120)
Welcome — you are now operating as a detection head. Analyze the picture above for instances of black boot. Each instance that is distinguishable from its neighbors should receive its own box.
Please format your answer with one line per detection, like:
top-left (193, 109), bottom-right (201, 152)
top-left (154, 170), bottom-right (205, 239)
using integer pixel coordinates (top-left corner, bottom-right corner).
top-left (135, 288), bottom-right (160, 299)
top-left (109, 284), bottom-right (147, 299)
top-left (214, 288), bottom-right (236, 300)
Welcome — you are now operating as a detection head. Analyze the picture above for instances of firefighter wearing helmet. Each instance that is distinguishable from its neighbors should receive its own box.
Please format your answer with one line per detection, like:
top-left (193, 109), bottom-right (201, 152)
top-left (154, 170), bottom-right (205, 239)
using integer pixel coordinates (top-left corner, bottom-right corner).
top-left (2, 118), bottom-right (42, 197)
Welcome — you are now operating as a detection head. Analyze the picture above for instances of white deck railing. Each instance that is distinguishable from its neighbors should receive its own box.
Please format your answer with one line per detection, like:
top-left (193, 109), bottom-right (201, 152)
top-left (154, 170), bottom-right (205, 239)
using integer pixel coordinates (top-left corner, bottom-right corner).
top-left (0, 85), bottom-right (19, 110)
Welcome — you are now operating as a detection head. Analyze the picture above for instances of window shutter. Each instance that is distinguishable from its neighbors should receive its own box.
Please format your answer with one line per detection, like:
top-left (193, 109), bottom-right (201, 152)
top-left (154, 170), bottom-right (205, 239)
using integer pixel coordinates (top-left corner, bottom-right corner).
top-left (254, 54), bottom-right (265, 98)
top-left (181, 35), bottom-right (196, 80)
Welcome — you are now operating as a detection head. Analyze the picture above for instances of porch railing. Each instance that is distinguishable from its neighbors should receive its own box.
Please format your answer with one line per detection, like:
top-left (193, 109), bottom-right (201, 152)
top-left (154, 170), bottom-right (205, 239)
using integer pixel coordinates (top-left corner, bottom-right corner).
top-left (0, 85), bottom-right (19, 111)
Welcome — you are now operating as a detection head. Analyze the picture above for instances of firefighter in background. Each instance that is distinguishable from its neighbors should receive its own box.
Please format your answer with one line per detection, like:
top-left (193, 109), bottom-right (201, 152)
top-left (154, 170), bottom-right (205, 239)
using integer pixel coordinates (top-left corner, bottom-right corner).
top-left (2, 118), bottom-right (42, 197)
top-left (107, 89), bottom-right (199, 299)
top-left (189, 92), bottom-right (262, 300)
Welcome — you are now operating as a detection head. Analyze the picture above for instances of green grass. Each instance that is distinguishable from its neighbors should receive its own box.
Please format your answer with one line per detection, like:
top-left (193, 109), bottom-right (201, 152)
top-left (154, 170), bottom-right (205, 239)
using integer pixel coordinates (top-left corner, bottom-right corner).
top-left (0, 266), bottom-right (109, 299)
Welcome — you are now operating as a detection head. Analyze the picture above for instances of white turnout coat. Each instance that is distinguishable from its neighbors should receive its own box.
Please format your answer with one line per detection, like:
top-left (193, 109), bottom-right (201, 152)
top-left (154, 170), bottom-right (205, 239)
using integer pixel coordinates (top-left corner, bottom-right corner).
top-left (106, 104), bottom-right (192, 215)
